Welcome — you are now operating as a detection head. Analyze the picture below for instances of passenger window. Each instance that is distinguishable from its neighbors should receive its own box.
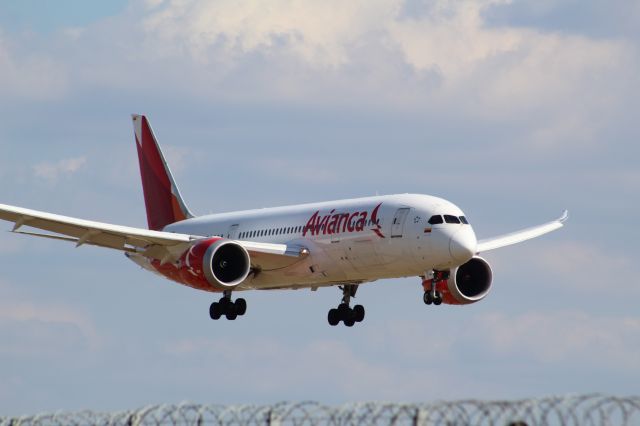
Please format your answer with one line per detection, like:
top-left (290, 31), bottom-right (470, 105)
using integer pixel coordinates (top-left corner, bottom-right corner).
top-left (428, 215), bottom-right (443, 225)
top-left (459, 216), bottom-right (469, 224)
top-left (444, 215), bottom-right (461, 224)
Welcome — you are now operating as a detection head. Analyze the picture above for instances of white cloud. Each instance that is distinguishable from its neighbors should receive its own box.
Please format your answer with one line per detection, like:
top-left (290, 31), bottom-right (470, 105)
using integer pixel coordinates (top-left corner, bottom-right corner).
top-left (493, 240), bottom-right (637, 293)
top-left (252, 157), bottom-right (341, 184)
top-left (162, 334), bottom-right (467, 399)
top-left (121, 0), bottom-right (637, 152)
top-left (142, 0), bottom-right (400, 67)
top-left (0, 0), bottom-right (633, 153)
top-left (33, 157), bottom-right (86, 182)
top-left (0, 299), bottom-right (101, 355)
top-left (0, 33), bottom-right (68, 100)
top-left (161, 145), bottom-right (192, 174)
top-left (475, 311), bottom-right (640, 369)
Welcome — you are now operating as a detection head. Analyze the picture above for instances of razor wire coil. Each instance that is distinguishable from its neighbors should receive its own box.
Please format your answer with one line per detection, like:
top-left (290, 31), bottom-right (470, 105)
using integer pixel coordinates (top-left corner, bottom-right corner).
top-left (2, 394), bottom-right (639, 425)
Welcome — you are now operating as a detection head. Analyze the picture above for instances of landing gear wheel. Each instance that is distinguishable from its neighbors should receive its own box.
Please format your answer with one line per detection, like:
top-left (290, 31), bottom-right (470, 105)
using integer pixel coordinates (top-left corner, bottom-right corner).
top-left (338, 303), bottom-right (350, 317)
top-left (328, 284), bottom-right (365, 327)
top-left (235, 298), bottom-right (247, 316)
top-left (423, 270), bottom-right (448, 307)
top-left (209, 302), bottom-right (222, 320)
top-left (225, 303), bottom-right (238, 320)
top-left (353, 305), bottom-right (365, 322)
top-left (209, 294), bottom-right (247, 320)
top-left (328, 309), bottom-right (340, 326)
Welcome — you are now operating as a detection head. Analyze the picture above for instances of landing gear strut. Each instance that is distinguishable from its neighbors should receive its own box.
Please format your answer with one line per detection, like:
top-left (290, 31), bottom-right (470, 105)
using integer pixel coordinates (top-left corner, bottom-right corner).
top-left (423, 270), bottom-right (448, 306)
top-left (327, 284), bottom-right (365, 327)
top-left (209, 290), bottom-right (247, 320)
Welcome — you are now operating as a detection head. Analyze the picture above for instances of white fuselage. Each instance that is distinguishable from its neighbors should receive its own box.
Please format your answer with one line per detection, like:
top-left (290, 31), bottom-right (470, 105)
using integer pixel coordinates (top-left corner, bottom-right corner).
top-left (162, 194), bottom-right (477, 290)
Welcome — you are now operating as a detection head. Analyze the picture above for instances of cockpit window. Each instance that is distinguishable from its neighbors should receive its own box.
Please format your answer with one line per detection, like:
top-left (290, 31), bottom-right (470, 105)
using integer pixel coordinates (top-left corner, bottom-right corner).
top-left (459, 216), bottom-right (469, 224)
top-left (444, 215), bottom-right (461, 224)
top-left (428, 215), bottom-right (443, 225)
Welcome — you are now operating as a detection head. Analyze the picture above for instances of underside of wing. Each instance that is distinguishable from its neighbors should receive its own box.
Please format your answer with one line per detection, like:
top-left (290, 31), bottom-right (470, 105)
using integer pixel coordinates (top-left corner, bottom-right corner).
top-left (0, 203), bottom-right (308, 269)
top-left (476, 210), bottom-right (568, 252)
top-left (0, 203), bottom-right (198, 252)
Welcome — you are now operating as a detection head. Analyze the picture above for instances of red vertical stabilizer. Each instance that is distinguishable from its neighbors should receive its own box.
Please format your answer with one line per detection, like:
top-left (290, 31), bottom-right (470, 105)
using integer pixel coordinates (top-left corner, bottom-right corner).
top-left (132, 114), bottom-right (194, 231)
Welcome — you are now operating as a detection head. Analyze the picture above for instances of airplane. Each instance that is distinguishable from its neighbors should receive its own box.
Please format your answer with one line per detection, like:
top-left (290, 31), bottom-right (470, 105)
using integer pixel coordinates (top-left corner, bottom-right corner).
top-left (0, 115), bottom-right (568, 327)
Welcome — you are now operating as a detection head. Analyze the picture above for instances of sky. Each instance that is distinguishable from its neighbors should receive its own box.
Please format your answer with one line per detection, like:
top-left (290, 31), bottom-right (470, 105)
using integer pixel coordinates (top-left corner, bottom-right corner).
top-left (0, 0), bottom-right (639, 417)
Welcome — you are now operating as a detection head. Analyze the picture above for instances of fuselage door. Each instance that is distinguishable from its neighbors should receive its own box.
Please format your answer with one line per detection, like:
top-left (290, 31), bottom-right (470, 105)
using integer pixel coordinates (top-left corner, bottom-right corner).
top-left (227, 224), bottom-right (239, 239)
top-left (390, 207), bottom-right (410, 238)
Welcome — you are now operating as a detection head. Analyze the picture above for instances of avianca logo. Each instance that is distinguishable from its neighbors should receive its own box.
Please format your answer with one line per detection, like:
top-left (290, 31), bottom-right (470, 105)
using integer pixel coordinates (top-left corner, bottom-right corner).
top-left (303, 203), bottom-right (385, 238)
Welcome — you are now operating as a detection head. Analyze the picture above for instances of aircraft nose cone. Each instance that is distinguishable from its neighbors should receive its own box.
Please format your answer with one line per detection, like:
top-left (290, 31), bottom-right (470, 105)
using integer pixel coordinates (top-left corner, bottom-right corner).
top-left (449, 229), bottom-right (476, 263)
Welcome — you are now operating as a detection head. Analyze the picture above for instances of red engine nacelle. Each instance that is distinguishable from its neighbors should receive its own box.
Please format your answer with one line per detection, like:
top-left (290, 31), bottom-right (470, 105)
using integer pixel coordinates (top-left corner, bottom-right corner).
top-left (154, 238), bottom-right (251, 292)
top-left (424, 256), bottom-right (493, 305)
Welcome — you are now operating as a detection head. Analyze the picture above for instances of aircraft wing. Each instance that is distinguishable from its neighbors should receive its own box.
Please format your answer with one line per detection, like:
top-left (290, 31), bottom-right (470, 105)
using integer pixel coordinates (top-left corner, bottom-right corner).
top-left (0, 203), bottom-right (304, 266)
top-left (476, 210), bottom-right (568, 253)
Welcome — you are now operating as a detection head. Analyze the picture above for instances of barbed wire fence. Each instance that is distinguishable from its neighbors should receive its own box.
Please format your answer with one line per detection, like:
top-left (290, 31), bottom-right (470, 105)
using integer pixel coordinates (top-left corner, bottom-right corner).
top-left (2, 394), bottom-right (639, 425)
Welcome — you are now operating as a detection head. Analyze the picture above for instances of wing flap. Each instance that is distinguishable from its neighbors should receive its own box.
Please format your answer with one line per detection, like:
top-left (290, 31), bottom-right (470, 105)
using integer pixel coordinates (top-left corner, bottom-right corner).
top-left (238, 241), bottom-right (310, 271)
top-left (236, 240), bottom-right (308, 257)
top-left (477, 210), bottom-right (568, 252)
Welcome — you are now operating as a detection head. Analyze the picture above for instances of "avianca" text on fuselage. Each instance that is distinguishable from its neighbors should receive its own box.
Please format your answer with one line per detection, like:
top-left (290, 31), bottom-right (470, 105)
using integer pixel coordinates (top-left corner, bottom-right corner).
top-left (302, 203), bottom-right (384, 238)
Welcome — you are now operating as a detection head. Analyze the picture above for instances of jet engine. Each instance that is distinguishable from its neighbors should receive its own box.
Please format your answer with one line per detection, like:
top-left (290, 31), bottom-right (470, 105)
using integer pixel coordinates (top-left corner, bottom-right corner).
top-left (176, 237), bottom-right (251, 290)
top-left (445, 256), bottom-right (493, 304)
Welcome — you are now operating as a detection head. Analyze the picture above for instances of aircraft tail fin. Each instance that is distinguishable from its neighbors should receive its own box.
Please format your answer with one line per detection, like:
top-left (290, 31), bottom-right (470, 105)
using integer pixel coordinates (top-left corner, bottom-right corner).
top-left (132, 114), bottom-right (194, 231)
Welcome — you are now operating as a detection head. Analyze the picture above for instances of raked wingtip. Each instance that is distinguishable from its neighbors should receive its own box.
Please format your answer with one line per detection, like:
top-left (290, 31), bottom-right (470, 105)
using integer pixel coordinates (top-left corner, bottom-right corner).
top-left (559, 209), bottom-right (569, 223)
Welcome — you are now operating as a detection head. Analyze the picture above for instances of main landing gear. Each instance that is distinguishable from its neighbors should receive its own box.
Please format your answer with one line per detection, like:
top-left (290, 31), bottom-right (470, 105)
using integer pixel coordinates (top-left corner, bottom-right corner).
top-left (328, 284), bottom-right (365, 327)
top-left (209, 290), bottom-right (247, 320)
top-left (423, 270), bottom-right (448, 306)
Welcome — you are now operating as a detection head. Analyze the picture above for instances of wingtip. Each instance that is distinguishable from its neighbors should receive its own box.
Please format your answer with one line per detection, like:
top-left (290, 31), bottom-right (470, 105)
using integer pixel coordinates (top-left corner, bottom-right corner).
top-left (559, 209), bottom-right (569, 223)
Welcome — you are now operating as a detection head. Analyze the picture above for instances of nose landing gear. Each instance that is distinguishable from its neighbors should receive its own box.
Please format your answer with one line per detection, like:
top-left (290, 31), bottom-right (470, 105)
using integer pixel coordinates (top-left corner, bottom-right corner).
top-left (423, 270), bottom-right (448, 306)
top-left (209, 290), bottom-right (247, 320)
top-left (328, 284), bottom-right (365, 327)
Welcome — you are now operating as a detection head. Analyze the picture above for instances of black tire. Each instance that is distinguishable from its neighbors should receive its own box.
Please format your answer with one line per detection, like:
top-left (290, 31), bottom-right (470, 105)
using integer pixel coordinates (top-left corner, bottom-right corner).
top-left (434, 295), bottom-right (443, 306)
top-left (353, 305), bottom-right (365, 322)
top-left (423, 292), bottom-right (433, 305)
top-left (337, 303), bottom-right (350, 320)
top-left (225, 304), bottom-right (238, 320)
top-left (328, 308), bottom-right (340, 326)
top-left (209, 302), bottom-right (222, 320)
top-left (344, 316), bottom-right (355, 327)
top-left (235, 298), bottom-right (247, 316)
